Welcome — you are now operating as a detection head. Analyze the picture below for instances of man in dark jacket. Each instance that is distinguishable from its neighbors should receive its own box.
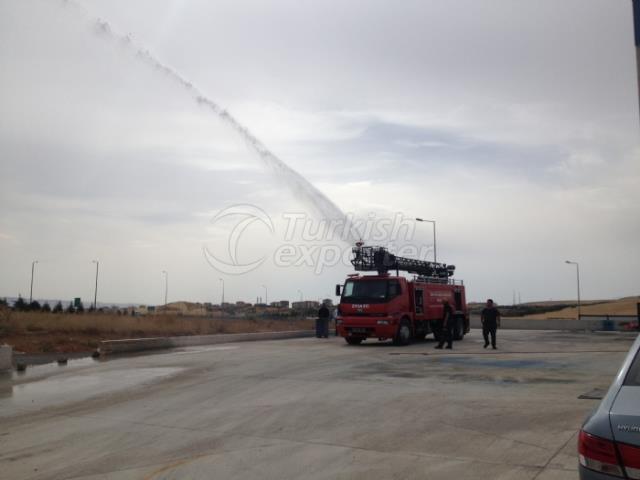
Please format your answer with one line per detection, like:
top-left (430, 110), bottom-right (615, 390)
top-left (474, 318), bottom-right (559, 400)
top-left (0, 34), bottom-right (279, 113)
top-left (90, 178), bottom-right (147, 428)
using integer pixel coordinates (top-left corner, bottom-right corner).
top-left (435, 300), bottom-right (454, 349)
top-left (317, 302), bottom-right (330, 338)
top-left (481, 299), bottom-right (501, 349)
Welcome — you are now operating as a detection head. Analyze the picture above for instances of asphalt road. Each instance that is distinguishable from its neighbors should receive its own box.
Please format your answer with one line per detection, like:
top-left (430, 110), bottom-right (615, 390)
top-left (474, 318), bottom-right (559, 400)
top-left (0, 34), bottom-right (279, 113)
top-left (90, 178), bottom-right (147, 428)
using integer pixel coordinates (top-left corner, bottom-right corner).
top-left (0, 330), bottom-right (637, 480)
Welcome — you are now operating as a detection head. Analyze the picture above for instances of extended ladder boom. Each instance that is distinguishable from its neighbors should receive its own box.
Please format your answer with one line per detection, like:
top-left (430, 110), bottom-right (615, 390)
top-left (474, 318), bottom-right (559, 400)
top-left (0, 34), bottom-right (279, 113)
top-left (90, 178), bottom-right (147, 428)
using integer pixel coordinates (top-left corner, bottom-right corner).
top-left (351, 245), bottom-right (455, 278)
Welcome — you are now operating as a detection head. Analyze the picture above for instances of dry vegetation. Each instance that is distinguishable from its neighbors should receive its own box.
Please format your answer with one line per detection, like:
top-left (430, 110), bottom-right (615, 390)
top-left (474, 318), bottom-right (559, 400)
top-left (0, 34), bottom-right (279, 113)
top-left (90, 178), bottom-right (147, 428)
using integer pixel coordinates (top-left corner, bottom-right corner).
top-left (518, 296), bottom-right (640, 320)
top-left (0, 309), bottom-right (313, 354)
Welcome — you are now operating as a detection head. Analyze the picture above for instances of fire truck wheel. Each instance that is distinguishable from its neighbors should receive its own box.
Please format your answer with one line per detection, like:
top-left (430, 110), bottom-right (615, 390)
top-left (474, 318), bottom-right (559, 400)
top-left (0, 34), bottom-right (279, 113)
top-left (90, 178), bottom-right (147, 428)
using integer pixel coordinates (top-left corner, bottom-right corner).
top-left (453, 317), bottom-right (465, 340)
top-left (345, 336), bottom-right (364, 345)
top-left (394, 319), bottom-right (412, 346)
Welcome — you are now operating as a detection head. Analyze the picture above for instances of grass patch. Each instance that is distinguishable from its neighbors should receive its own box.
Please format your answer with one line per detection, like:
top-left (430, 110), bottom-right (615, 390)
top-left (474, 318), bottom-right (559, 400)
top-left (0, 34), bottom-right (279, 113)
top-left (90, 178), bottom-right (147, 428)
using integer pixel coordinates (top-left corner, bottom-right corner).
top-left (0, 311), bottom-right (314, 353)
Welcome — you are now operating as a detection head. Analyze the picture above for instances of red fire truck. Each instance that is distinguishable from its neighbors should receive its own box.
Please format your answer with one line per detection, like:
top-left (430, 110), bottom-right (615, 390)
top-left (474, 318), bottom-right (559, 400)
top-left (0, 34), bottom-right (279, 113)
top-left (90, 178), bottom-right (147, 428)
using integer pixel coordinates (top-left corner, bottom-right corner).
top-left (335, 244), bottom-right (469, 345)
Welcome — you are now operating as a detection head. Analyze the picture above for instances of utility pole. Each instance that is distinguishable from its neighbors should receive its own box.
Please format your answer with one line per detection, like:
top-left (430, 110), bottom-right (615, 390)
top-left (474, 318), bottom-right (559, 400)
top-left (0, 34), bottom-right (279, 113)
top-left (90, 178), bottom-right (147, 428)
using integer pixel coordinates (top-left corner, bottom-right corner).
top-left (92, 260), bottom-right (99, 310)
top-left (29, 260), bottom-right (38, 304)
top-left (162, 270), bottom-right (168, 306)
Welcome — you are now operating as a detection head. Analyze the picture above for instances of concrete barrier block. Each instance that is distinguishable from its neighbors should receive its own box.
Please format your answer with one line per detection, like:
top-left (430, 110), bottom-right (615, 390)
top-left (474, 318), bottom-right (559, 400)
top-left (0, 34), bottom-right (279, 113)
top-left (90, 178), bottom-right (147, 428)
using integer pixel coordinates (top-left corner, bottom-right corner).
top-left (0, 345), bottom-right (12, 371)
top-left (99, 337), bottom-right (173, 355)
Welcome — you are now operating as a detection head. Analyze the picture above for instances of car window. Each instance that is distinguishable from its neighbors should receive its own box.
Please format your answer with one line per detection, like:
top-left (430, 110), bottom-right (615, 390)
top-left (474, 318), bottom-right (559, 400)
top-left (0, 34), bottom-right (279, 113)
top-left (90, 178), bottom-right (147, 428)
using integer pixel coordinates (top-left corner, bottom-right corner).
top-left (624, 348), bottom-right (640, 386)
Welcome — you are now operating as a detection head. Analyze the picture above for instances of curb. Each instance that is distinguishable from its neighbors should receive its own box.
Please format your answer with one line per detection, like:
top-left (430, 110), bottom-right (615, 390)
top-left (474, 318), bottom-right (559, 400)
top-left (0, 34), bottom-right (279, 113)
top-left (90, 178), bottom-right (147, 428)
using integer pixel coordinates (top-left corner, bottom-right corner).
top-left (0, 345), bottom-right (12, 371)
top-left (99, 330), bottom-right (316, 355)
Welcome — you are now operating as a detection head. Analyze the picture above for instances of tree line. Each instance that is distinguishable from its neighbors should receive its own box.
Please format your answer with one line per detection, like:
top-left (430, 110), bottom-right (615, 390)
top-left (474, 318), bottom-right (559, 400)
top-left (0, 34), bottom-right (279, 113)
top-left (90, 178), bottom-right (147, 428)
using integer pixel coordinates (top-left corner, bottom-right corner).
top-left (0, 296), bottom-right (132, 315)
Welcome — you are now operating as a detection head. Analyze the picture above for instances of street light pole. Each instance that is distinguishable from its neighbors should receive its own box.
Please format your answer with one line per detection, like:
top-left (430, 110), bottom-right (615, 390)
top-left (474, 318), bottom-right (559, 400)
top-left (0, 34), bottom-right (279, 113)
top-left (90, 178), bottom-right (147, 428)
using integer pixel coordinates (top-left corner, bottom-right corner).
top-left (219, 278), bottom-right (225, 305)
top-left (162, 270), bottom-right (168, 306)
top-left (261, 284), bottom-right (268, 305)
top-left (565, 260), bottom-right (581, 319)
top-left (29, 260), bottom-right (38, 304)
top-left (92, 260), bottom-right (99, 310)
top-left (415, 218), bottom-right (437, 263)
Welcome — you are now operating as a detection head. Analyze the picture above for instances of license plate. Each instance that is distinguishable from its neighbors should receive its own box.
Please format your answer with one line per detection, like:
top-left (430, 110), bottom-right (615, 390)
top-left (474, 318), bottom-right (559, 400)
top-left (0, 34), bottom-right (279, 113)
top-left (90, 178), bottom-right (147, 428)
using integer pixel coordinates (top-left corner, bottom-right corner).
top-left (351, 328), bottom-right (368, 333)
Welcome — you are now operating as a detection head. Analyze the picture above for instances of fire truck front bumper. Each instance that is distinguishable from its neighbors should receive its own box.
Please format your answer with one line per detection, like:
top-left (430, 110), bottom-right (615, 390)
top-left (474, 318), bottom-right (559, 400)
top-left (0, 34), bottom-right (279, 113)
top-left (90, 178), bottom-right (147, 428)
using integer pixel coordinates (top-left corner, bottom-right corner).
top-left (337, 317), bottom-right (397, 339)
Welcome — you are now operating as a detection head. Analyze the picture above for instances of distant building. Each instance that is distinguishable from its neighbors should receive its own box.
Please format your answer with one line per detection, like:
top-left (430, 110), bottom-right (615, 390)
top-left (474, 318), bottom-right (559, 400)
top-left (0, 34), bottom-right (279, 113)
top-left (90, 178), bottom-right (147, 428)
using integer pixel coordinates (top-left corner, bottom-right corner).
top-left (292, 300), bottom-right (320, 312)
top-left (321, 298), bottom-right (334, 307)
top-left (271, 300), bottom-right (290, 308)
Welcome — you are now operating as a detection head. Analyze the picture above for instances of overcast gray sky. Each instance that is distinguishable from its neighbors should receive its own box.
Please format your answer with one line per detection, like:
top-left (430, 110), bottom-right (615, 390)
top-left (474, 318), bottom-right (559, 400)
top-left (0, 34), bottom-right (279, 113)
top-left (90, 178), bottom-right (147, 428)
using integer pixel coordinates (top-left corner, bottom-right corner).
top-left (0, 0), bottom-right (638, 306)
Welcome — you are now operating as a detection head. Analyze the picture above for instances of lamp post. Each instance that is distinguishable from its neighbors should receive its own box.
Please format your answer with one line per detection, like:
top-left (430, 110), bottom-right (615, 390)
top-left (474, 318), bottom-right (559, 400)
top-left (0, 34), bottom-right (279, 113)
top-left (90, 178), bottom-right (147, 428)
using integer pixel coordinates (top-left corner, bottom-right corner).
top-left (261, 284), bottom-right (268, 305)
top-left (92, 260), bottom-right (99, 310)
top-left (415, 218), bottom-right (437, 263)
top-left (29, 260), bottom-right (38, 304)
top-left (565, 260), bottom-right (581, 319)
top-left (219, 278), bottom-right (225, 305)
top-left (162, 270), bottom-right (168, 306)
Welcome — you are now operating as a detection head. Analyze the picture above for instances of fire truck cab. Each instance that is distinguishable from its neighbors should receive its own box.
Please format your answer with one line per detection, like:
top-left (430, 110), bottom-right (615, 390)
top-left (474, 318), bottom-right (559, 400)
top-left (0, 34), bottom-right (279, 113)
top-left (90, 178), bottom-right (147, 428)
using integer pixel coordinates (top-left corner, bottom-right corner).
top-left (335, 245), bottom-right (469, 346)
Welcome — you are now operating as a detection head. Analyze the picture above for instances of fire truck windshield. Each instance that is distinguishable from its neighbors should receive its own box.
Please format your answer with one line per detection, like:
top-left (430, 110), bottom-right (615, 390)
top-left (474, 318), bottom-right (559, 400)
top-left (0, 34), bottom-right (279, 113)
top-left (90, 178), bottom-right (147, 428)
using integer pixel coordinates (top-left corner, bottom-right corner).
top-left (341, 279), bottom-right (400, 303)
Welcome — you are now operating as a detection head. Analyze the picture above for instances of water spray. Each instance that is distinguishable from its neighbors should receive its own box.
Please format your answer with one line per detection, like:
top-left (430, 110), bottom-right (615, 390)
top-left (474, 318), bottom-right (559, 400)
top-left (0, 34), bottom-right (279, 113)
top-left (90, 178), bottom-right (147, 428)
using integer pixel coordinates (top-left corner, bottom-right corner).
top-left (61, 0), bottom-right (361, 243)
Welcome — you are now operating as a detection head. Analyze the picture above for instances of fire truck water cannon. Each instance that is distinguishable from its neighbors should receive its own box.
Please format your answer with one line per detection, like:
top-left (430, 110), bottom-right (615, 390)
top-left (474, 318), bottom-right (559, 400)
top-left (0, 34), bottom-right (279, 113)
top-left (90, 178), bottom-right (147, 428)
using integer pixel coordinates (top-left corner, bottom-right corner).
top-left (351, 243), bottom-right (455, 278)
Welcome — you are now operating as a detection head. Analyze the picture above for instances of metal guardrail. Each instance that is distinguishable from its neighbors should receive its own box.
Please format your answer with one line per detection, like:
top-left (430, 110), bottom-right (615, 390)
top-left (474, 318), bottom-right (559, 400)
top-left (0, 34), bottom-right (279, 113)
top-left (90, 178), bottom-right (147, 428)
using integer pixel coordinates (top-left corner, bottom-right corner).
top-left (579, 314), bottom-right (638, 320)
top-left (579, 314), bottom-right (639, 332)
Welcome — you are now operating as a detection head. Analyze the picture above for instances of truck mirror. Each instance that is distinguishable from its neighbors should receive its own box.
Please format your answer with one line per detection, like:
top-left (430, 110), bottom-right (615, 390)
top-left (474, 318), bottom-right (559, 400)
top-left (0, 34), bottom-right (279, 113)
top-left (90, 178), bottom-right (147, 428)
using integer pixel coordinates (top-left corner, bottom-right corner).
top-left (335, 284), bottom-right (341, 296)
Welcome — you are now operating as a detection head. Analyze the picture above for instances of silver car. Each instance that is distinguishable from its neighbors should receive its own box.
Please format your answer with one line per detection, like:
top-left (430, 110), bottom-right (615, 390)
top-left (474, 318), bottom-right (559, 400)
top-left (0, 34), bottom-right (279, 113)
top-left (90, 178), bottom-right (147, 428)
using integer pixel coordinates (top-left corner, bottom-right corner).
top-left (579, 333), bottom-right (640, 479)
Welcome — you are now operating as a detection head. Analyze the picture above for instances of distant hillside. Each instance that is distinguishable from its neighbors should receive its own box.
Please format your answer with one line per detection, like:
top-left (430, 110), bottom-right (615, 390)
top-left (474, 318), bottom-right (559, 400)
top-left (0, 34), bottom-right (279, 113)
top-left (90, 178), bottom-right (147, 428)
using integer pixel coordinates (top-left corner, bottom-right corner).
top-left (520, 296), bottom-right (640, 319)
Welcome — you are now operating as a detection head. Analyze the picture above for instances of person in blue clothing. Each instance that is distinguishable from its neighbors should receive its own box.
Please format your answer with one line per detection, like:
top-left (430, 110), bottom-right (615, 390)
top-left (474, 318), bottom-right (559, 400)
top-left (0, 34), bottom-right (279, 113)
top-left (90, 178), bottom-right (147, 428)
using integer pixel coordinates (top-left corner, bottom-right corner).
top-left (317, 302), bottom-right (330, 338)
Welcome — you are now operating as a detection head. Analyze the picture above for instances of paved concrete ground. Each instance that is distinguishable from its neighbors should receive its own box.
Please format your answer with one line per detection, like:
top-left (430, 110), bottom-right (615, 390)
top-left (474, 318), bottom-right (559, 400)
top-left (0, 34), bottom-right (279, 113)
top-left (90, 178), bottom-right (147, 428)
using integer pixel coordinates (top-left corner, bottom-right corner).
top-left (0, 330), bottom-right (636, 480)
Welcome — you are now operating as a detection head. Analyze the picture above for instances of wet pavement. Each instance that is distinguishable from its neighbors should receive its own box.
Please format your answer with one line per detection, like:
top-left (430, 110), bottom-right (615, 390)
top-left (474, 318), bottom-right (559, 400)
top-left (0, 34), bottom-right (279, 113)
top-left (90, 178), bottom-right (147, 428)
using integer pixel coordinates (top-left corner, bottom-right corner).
top-left (0, 330), bottom-right (636, 479)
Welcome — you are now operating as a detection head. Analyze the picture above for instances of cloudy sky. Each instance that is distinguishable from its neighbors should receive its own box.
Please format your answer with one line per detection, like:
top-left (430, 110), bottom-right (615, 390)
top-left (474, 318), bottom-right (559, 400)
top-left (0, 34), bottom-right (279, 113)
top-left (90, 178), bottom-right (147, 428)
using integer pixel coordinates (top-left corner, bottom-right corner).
top-left (0, 0), bottom-right (638, 306)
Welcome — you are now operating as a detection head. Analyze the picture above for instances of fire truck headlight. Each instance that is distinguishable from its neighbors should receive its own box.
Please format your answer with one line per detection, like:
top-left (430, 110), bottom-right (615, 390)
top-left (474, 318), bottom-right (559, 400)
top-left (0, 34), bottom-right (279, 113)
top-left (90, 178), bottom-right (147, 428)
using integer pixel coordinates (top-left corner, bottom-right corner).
top-left (377, 320), bottom-right (390, 325)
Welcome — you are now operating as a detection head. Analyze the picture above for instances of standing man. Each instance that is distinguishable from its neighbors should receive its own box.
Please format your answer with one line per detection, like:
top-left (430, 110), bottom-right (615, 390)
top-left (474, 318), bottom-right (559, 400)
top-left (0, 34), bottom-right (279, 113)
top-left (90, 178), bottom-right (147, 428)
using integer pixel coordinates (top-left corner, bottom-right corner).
top-left (481, 299), bottom-right (501, 349)
top-left (317, 302), bottom-right (330, 339)
top-left (435, 300), bottom-right (454, 350)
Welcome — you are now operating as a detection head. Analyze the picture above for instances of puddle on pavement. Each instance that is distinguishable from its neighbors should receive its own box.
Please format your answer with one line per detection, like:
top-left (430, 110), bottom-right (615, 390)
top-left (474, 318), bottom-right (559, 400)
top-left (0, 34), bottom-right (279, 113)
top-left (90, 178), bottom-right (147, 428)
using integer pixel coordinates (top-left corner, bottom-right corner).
top-left (172, 346), bottom-right (238, 355)
top-left (443, 372), bottom-right (575, 385)
top-left (435, 357), bottom-right (562, 369)
top-left (0, 367), bottom-right (183, 411)
top-left (347, 355), bottom-right (577, 385)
